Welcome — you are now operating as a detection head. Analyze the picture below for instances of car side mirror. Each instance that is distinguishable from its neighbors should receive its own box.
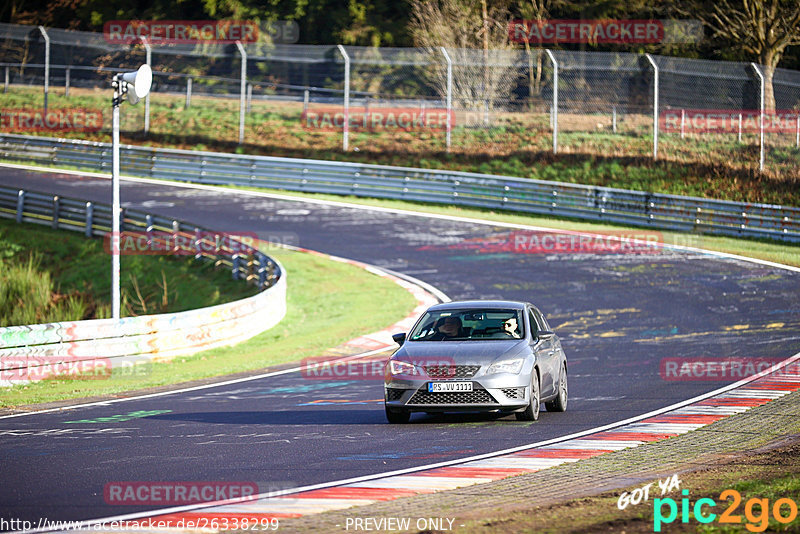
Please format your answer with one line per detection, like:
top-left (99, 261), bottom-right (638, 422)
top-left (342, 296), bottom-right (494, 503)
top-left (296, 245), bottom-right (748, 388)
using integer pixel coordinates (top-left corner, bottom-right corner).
top-left (537, 331), bottom-right (555, 341)
top-left (392, 332), bottom-right (407, 345)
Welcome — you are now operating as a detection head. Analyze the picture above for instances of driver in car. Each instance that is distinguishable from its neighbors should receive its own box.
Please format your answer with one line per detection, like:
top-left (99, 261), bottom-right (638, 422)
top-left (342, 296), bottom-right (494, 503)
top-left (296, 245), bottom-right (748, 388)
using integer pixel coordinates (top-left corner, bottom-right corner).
top-left (429, 316), bottom-right (466, 340)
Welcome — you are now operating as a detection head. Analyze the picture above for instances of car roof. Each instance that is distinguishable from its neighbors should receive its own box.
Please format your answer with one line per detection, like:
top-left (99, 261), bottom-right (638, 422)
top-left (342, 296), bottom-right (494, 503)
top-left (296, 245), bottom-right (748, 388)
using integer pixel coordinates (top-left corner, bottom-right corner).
top-left (426, 300), bottom-right (529, 311)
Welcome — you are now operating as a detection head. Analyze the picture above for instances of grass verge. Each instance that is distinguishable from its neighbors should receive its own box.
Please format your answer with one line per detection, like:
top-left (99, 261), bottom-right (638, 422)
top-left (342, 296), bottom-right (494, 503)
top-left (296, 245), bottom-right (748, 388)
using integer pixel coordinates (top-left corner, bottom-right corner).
top-left (0, 218), bottom-right (257, 325)
top-left (0, 244), bottom-right (417, 408)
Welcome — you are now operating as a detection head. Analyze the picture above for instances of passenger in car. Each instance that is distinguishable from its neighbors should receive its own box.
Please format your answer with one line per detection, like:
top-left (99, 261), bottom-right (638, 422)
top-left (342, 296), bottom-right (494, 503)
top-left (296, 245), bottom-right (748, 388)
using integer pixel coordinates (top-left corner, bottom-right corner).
top-left (502, 317), bottom-right (521, 338)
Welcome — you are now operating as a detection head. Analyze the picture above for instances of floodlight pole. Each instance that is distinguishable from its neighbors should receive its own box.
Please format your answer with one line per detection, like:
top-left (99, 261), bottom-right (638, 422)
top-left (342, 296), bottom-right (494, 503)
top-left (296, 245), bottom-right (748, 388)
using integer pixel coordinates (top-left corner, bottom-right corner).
top-left (111, 76), bottom-right (122, 320)
top-left (38, 26), bottom-right (49, 114)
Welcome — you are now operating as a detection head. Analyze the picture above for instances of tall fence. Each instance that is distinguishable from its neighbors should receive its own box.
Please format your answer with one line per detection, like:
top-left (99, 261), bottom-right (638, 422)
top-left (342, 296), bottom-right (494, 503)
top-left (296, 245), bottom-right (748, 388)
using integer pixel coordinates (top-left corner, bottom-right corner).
top-left (0, 22), bottom-right (799, 174)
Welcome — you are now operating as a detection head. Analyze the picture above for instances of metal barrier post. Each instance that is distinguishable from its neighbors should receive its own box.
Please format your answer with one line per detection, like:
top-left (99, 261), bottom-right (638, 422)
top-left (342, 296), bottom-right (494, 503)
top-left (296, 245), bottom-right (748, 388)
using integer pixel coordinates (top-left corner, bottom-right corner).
top-left (38, 26), bottom-right (50, 114)
top-left (645, 54), bottom-right (659, 160)
top-left (16, 190), bottom-right (25, 223)
top-left (247, 83), bottom-right (252, 113)
top-left (796, 114), bottom-right (799, 148)
top-left (65, 67), bottom-right (70, 97)
top-left (4, 66), bottom-right (8, 92)
top-left (232, 254), bottom-right (240, 280)
top-left (143, 39), bottom-right (151, 135)
top-left (544, 49), bottom-right (558, 155)
top-left (85, 202), bottom-right (93, 237)
top-left (235, 41), bottom-right (247, 145)
top-left (51, 195), bottom-right (60, 229)
top-left (441, 47), bottom-right (453, 150)
top-left (751, 62), bottom-right (765, 172)
top-left (303, 89), bottom-right (309, 116)
top-left (337, 45), bottom-right (350, 151)
top-left (185, 77), bottom-right (192, 108)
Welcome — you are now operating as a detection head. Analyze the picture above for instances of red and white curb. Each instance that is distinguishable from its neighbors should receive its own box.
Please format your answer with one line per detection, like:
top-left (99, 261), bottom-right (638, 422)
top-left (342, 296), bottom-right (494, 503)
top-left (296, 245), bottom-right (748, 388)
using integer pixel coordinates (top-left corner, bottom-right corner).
top-left (106, 355), bottom-right (800, 531)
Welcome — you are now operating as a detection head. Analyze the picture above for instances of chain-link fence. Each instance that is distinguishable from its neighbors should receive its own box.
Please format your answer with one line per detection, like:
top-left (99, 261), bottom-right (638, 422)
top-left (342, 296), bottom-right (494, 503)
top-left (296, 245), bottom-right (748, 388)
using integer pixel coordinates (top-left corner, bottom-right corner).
top-left (0, 21), bottom-right (798, 178)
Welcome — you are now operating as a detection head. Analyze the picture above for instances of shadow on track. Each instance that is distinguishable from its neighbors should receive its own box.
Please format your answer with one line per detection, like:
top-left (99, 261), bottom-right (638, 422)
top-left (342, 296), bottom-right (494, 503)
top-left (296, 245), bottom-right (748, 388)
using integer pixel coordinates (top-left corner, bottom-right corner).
top-left (149, 410), bottom-right (526, 425)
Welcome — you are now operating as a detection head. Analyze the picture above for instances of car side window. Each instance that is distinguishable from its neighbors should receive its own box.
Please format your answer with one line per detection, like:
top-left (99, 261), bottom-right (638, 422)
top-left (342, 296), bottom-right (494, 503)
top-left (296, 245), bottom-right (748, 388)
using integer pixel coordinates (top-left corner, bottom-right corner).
top-left (531, 308), bottom-right (548, 333)
top-left (528, 309), bottom-right (539, 338)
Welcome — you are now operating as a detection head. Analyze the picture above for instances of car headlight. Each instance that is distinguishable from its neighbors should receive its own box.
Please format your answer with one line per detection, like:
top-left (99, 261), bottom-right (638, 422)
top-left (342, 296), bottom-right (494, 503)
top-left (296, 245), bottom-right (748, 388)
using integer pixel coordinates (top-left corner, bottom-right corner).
top-left (486, 358), bottom-right (524, 375)
top-left (389, 360), bottom-right (418, 376)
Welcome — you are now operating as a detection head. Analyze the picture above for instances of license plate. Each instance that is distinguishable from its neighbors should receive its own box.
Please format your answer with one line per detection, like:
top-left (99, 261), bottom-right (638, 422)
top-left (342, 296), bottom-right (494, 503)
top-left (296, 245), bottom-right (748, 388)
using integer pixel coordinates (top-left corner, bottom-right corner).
top-left (427, 381), bottom-right (473, 392)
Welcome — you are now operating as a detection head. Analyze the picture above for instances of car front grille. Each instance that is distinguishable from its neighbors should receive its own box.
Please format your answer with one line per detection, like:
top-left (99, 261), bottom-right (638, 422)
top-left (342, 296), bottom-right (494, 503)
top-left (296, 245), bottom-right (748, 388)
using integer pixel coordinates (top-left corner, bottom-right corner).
top-left (424, 365), bottom-right (481, 379)
top-left (385, 388), bottom-right (405, 401)
top-left (501, 387), bottom-right (525, 399)
top-left (408, 389), bottom-right (497, 405)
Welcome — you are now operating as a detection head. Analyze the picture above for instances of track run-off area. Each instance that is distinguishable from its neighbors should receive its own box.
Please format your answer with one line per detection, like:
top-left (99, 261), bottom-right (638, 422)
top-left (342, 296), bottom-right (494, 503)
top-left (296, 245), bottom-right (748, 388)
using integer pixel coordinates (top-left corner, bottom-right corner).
top-left (1, 165), bottom-right (799, 527)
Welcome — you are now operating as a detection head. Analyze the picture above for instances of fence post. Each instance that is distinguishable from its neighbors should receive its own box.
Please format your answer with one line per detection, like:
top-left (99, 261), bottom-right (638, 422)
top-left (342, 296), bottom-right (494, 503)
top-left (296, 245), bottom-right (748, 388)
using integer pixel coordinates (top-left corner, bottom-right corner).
top-left (85, 201), bottom-right (93, 237)
top-left (247, 83), bottom-right (252, 113)
top-left (544, 49), bottom-right (558, 155)
top-left (680, 109), bottom-right (685, 139)
top-left (16, 190), bottom-right (25, 223)
top-left (303, 89), bottom-right (309, 117)
top-left (440, 47), bottom-right (453, 151)
top-left (235, 41), bottom-right (247, 145)
top-left (612, 105), bottom-right (617, 133)
top-left (751, 62), bottom-right (765, 172)
top-left (4, 66), bottom-right (8, 92)
top-left (337, 44), bottom-right (350, 151)
top-left (185, 77), bottom-right (192, 108)
top-left (796, 114), bottom-right (799, 148)
top-left (38, 26), bottom-right (49, 114)
top-left (738, 113), bottom-right (742, 143)
top-left (65, 66), bottom-right (70, 98)
top-left (645, 53), bottom-right (658, 160)
top-left (143, 38), bottom-right (151, 135)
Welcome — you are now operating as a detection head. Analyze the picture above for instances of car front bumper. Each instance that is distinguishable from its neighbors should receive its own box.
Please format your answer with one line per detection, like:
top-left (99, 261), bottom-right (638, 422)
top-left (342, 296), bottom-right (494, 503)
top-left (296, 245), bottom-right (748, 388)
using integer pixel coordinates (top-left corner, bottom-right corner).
top-left (384, 375), bottom-right (531, 413)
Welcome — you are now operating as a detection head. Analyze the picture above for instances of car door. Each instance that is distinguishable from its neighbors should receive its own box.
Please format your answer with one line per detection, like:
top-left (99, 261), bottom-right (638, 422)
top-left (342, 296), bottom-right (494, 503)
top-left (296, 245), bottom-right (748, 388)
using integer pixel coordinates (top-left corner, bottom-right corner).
top-left (530, 307), bottom-right (558, 397)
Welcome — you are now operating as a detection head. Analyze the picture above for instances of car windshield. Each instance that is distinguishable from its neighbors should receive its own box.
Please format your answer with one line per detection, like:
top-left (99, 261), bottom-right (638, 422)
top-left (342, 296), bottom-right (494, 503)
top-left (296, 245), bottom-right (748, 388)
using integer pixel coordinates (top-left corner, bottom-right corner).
top-left (408, 308), bottom-right (524, 341)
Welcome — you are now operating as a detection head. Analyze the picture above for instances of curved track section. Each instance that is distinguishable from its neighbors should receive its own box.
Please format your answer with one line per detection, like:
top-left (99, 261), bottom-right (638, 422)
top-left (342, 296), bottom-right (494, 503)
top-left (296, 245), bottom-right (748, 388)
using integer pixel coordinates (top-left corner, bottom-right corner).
top-left (1, 166), bottom-right (799, 525)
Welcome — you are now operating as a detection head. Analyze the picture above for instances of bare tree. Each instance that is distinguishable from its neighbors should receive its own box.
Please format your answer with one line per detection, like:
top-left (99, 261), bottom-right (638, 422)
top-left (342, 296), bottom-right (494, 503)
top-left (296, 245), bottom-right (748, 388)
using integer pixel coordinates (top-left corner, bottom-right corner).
top-left (517, 0), bottom-right (550, 107)
top-left (692, 0), bottom-right (800, 110)
top-left (408, 0), bottom-right (518, 110)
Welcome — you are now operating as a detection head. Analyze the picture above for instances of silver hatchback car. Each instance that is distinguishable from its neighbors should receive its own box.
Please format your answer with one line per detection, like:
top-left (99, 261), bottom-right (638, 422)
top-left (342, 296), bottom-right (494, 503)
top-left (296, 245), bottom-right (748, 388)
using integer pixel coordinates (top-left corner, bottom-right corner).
top-left (384, 300), bottom-right (567, 423)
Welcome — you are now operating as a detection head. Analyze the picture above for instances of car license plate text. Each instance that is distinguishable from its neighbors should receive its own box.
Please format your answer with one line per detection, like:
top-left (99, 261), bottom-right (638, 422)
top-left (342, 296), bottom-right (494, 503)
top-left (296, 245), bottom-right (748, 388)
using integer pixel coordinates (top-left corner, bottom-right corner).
top-left (427, 381), bottom-right (473, 392)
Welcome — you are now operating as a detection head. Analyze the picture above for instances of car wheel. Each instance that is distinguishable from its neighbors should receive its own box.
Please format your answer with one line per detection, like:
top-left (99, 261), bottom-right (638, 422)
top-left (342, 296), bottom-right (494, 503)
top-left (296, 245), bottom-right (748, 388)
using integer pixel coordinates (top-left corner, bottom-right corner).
top-left (385, 406), bottom-right (410, 424)
top-left (516, 370), bottom-right (540, 421)
top-left (545, 363), bottom-right (568, 412)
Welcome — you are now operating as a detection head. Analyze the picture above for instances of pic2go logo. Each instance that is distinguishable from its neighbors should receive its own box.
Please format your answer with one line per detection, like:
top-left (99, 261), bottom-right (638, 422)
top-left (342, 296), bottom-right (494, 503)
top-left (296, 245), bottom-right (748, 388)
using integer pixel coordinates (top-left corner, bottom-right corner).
top-left (654, 489), bottom-right (799, 532)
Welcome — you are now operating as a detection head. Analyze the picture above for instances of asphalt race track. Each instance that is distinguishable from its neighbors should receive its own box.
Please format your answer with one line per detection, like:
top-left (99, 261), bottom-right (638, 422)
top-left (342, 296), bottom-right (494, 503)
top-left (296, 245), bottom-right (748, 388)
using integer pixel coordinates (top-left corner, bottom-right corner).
top-left (1, 166), bottom-right (799, 526)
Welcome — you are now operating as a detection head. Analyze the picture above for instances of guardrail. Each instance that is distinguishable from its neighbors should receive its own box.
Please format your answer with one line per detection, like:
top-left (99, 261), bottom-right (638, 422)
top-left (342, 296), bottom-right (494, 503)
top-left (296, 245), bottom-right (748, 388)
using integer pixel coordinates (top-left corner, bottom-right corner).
top-left (1, 133), bottom-right (799, 242)
top-left (0, 185), bottom-right (286, 386)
